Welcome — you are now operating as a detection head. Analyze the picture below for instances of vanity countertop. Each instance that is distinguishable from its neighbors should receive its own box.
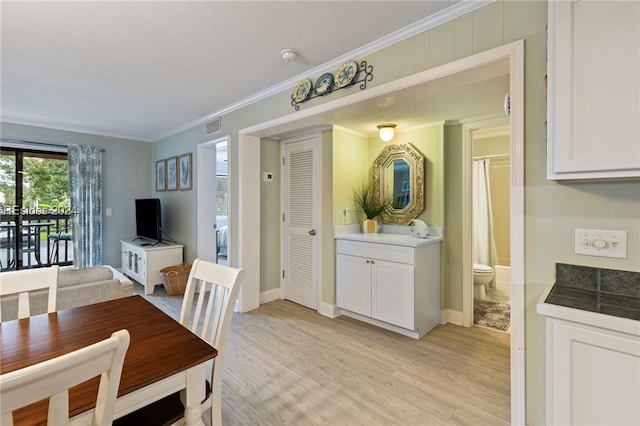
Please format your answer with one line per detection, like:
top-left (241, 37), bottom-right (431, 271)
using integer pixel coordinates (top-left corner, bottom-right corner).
top-left (537, 263), bottom-right (640, 336)
top-left (334, 225), bottom-right (442, 248)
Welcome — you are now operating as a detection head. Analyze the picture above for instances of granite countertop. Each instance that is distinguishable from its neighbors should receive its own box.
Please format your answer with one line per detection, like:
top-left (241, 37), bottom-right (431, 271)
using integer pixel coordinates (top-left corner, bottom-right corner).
top-left (538, 263), bottom-right (640, 331)
top-left (544, 285), bottom-right (640, 321)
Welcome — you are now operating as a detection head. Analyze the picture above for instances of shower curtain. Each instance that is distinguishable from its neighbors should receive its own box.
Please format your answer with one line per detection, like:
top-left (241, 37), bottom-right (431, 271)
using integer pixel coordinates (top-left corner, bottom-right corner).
top-left (472, 159), bottom-right (498, 286)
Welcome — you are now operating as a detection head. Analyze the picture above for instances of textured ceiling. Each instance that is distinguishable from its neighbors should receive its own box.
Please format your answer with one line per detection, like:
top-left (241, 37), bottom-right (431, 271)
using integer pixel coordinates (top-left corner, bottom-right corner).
top-left (0, 0), bottom-right (481, 141)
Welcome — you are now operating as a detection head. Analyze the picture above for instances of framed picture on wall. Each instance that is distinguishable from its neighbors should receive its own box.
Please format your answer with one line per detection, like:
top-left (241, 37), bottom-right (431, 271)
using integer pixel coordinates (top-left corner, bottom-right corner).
top-left (156, 159), bottom-right (166, 191)
top-left (167, 157), bottom-right (178, 191)
top-left (179, 153), bottom-right (192, 190)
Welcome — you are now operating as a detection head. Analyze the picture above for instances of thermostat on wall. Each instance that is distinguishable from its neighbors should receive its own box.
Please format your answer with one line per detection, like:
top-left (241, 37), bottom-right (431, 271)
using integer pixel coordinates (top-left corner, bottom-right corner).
top-left (263, 171), bottom-right (274, 182)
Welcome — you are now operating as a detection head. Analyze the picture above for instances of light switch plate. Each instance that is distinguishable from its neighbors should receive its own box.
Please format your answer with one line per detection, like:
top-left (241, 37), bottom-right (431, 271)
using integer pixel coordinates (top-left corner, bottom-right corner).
top-left (574, 228), bottom-right (627, 259)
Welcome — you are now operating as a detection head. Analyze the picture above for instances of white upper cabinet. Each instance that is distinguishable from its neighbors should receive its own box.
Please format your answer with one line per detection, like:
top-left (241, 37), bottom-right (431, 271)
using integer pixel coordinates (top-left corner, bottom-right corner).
top-left (547, 0), bottom-right (640, 180)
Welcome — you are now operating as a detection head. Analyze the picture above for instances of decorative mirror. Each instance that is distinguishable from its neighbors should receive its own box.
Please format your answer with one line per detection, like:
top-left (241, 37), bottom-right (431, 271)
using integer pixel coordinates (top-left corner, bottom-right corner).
top-left (372, 143), bottom-right (425, 224)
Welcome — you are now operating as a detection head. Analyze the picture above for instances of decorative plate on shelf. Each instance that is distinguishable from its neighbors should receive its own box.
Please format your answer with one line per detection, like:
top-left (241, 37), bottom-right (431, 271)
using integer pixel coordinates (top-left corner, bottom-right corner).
top-left (292, 79), bottom-right (312, 103)
top-left (314, 72), bottom-right (334, 96)
top-left (334, 61), bottom-right (358, 88)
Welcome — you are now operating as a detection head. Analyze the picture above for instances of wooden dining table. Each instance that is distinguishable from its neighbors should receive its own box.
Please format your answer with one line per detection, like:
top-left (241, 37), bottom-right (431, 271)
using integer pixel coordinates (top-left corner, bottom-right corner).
top-left (0, 295), bottom-right (216, 426)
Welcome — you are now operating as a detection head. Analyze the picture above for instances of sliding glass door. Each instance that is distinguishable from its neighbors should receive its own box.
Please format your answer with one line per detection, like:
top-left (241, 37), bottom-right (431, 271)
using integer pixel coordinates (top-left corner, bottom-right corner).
top-left (0, 147), bottom-right (72, 270)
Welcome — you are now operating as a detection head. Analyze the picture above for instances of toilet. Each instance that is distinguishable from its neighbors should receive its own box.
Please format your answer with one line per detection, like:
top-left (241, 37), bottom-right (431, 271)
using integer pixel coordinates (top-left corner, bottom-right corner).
top-left (473, 263), bottom-right (494, 300)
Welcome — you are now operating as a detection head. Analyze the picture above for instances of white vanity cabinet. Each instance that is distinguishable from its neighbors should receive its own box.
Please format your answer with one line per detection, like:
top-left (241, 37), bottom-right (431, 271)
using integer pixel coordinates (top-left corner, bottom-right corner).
top-left (121, 238), bottom-right (183, 295)
top-left (336, 237), bottom-right (441, 339)
top-left (547, 0), bottom-right (640, 180)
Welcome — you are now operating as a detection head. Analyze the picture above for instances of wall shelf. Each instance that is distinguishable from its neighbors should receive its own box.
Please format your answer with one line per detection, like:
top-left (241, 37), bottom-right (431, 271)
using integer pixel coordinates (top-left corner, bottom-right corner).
top-left (291, 60), bottom-right (373, 111)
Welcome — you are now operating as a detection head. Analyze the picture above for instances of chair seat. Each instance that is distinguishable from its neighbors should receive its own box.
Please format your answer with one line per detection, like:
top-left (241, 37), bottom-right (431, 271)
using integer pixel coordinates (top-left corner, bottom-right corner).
top-left (114, 381), bottom-right (211, 426)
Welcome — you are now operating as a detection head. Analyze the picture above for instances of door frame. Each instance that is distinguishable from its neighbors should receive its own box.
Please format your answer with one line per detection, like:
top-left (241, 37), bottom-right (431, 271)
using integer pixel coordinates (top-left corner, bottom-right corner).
top-left (197, 136), bottom-right (230, 263)
top-left (237, 40), bottom-right (525, 424)
top-left (280, 132), bottom-right (322, 310)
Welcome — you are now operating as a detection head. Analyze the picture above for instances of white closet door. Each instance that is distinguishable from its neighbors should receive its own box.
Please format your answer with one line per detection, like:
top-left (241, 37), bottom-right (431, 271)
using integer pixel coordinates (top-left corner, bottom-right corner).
top-left (282, 135), bottom-right (318, 310)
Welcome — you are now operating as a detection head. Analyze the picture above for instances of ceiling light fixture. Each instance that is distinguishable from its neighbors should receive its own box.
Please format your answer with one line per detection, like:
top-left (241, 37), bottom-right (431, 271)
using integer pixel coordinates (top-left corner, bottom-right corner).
top-left (280, 48), bottom-right (299, 62)
top-left (377, 124), bottom-right (396, 142)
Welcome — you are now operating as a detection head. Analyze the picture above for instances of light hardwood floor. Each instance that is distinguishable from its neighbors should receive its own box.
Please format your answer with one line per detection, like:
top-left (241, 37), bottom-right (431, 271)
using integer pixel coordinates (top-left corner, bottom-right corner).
top-left (136, 286), bottom-right (510, 426)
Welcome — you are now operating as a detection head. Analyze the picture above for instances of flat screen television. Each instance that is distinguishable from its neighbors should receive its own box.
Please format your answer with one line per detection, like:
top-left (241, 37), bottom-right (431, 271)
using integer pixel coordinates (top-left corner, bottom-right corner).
top-left (135, 198), bottom-right (162, 243)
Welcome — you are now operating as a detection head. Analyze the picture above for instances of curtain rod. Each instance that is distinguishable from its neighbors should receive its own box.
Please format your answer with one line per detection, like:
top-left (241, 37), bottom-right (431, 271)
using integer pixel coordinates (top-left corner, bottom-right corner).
top-left (1, 138), bottom-right (105, 153)
top-left (473, 153), bottom-right (510, 160)
top-left (1, 138), bottom-right (67, 150)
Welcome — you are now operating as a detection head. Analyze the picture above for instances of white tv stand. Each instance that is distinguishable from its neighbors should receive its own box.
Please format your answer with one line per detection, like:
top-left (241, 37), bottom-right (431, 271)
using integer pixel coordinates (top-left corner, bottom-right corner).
top-left (121, 238), bottom-right (183, 295)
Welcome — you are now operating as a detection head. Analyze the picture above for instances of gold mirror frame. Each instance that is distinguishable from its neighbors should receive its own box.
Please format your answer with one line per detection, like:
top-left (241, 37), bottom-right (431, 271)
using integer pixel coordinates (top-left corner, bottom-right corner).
top-left (372, 143), bottom-right (425, 224)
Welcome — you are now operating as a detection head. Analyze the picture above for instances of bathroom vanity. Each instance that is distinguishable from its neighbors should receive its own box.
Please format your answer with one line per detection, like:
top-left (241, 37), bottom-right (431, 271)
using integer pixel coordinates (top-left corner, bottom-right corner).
top-left (335, 229), bottom-right (442, 339)
top-left (537, 264), bottom-right (640, 425)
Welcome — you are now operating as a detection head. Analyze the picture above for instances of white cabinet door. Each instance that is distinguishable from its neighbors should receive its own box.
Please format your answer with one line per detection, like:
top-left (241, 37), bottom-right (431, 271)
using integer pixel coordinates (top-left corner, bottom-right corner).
top-left (548, 320), bottom-right (640, 425)
top-left (547, 0), bottom-right (640, 179)
top-left (336, 254), bottom-right (371, 317)
top-left (121, 239), bottom-right (183, 294)
top-left (371, 259), bottom-right (414, 329)
top-left (122, 244), bottom-right (144, 283)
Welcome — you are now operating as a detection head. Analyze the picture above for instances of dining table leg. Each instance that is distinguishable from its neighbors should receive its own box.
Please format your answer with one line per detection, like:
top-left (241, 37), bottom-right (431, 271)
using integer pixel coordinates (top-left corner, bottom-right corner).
top-left (182, 364), bottom-right (207, 426)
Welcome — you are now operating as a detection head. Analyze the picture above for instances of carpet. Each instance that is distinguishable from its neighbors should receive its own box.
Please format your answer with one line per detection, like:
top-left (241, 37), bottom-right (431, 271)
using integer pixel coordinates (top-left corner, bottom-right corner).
top-left (474, 299), bottom-right (511, 331)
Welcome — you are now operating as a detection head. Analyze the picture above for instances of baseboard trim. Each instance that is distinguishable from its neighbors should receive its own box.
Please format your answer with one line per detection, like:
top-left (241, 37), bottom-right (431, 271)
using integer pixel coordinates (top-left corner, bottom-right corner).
top-left (318, 302), bottom-right (341, 318)
top-left (260, 288), bottom-right (280, 304)
top-left (442, 309), bottom-right (464, 326)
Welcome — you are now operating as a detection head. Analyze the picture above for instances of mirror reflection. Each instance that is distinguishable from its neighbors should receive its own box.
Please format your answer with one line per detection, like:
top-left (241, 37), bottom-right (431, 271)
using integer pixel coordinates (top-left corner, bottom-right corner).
top-left (372, 143), bottom-right (425, 224)
top-left (388, 159), bottom-right (411, 210)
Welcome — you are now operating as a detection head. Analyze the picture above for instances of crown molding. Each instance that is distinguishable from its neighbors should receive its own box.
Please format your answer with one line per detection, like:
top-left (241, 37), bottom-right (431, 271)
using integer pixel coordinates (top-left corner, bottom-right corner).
top-left (154, 0), bottom-right (493, 141)
top-left (1, 119), bottom-right (153, 143)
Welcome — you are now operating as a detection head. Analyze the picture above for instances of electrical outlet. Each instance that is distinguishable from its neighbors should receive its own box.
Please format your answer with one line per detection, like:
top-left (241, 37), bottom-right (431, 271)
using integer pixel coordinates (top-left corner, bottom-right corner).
top-left (574, 228), bottom-right (627, 259)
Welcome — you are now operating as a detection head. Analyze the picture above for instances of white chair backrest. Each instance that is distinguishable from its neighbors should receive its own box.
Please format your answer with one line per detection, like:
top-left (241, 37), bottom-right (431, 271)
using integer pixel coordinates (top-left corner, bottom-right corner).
top-left (0, 329), bottom-right (130, 426)
top-left (180, 258), bottom-right (244, 349)
top-left (179, 258), bottom-right (244, 423)
top-left (0, 265), bottom-right (59, 320)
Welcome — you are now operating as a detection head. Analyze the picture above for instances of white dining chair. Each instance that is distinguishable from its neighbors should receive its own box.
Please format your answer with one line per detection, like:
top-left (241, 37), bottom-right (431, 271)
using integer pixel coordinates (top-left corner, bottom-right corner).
top-left (0, 265), bottom-right (59, 321)
top-left (114, 258), bottom-right (245, 426)
top-left (0, 329), bottom-right (130, 426)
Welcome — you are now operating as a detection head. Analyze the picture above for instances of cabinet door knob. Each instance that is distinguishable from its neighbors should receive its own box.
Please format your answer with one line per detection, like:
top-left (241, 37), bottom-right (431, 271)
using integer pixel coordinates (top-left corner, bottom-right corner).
top-left (308, 229), bottom-right (316, 236)
top-left (371, 260), bottom-right (375, 264)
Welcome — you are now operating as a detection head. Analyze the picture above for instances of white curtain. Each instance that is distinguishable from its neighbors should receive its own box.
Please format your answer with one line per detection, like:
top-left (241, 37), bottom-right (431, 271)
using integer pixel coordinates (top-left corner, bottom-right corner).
top-left (472, 159), bottom-right (498, 286)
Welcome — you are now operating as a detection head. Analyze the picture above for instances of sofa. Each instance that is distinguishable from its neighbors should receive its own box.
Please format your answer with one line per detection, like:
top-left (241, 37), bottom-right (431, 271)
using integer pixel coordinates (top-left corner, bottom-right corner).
top-left (1, 265), bottom-right (133, 322)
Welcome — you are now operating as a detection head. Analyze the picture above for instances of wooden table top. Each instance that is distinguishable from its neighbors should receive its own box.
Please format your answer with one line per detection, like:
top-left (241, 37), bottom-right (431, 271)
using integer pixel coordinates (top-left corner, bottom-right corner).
top-left (0, 295), bottom-right (217, 425)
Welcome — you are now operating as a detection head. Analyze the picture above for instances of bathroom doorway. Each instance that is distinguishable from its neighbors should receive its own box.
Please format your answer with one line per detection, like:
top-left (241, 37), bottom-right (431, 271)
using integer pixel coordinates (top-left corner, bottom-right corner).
top-left (462, 115), bottom-right (513, 332)
top-left (470, 125), bottom-right (511, 332)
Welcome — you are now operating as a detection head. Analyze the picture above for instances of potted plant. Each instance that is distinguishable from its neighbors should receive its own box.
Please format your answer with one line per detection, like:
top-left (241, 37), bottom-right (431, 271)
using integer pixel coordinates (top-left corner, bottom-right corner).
top-left (353, 182), bottom-right (389, 233)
